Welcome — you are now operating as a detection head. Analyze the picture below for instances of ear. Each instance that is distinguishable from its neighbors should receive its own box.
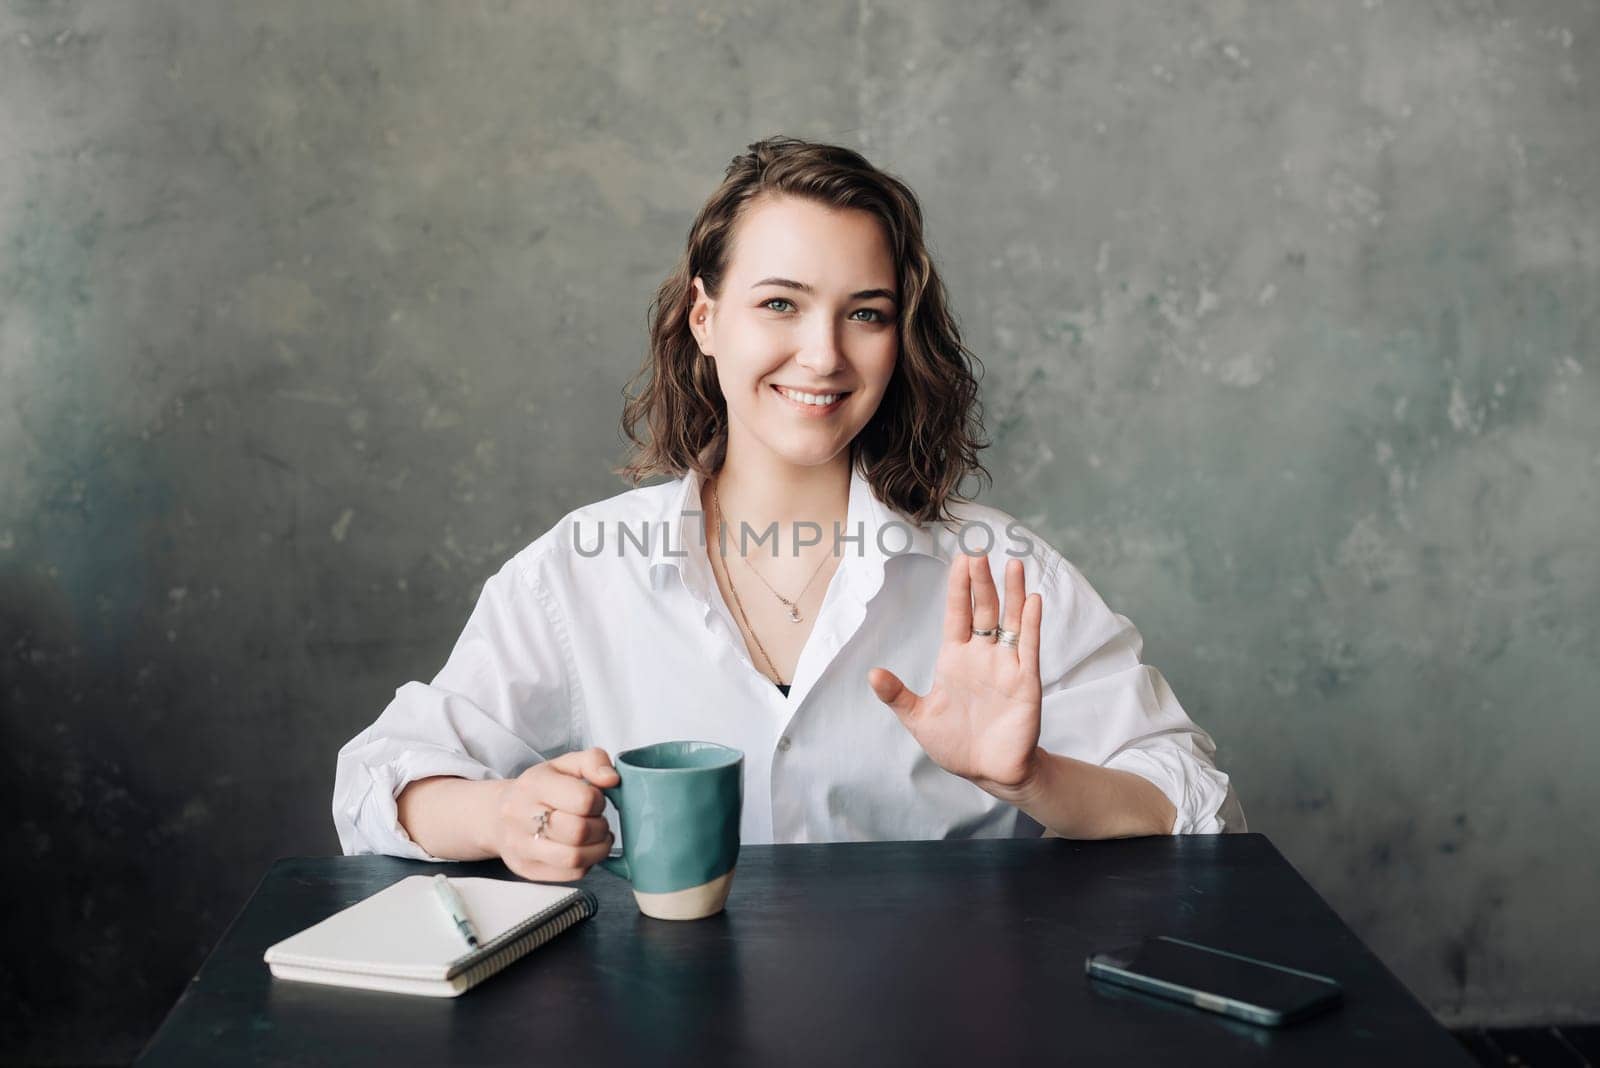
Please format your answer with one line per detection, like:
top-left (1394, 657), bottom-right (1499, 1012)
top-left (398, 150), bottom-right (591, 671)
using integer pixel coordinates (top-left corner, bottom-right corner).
top-left (689, 277), bottom-right (715, 356)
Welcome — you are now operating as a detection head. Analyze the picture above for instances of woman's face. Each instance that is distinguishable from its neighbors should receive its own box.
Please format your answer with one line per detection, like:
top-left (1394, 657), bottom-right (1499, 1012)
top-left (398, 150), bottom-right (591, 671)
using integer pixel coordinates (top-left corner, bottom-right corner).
top-left (689, 194), bottom-right (899, 472)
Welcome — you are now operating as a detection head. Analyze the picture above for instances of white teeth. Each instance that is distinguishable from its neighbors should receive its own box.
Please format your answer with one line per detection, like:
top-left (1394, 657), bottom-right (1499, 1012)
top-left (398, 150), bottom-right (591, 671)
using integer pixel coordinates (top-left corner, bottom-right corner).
top-left (777, 386), bottom-right (843, 406)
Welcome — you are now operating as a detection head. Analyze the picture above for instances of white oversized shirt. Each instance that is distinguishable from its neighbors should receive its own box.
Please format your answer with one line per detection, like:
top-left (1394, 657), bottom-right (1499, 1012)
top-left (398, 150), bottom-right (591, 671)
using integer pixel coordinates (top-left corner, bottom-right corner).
top-left (333, 463), bottom-right (1245, 858)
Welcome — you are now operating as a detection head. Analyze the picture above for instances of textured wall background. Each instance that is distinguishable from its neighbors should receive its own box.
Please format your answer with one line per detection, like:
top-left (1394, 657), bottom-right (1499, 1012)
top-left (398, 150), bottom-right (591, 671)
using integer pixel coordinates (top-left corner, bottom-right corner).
top-left (2, 1), bottom-right (1596, 1062)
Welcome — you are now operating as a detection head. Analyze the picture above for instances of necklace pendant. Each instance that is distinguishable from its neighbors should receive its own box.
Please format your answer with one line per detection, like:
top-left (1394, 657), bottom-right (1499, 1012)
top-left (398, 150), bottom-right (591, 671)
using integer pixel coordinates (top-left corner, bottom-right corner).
top-left (786, 604), bottom-right (802, 623)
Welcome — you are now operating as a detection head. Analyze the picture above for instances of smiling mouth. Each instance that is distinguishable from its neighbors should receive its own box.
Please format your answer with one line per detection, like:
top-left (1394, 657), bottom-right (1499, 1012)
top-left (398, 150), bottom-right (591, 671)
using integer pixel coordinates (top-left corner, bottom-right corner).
top-left (771, 384), bottom-right (851, 408)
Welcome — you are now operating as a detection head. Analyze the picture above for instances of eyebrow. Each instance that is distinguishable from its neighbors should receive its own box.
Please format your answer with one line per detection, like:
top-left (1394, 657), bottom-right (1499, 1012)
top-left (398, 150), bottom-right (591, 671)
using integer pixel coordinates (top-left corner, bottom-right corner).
top-left (750, 277), bottom-right (898, 304)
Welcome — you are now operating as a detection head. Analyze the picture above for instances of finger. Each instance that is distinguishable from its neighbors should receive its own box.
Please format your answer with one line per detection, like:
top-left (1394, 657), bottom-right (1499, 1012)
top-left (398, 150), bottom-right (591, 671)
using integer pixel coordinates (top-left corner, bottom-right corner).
top-left (868, 667), bottom-right (919, 722)
top-left (1000, 557), bottom-right (1026, 641)
top-left (530, 765), bottom-right (607, 817)
top-left (970, 551), bottom-right (1000, 633)
top-left (943, 550), bottom-right (973, 643)
top-left (540, 809), bottom-right (613, 848)
top-left (576, 747), bottom-right (620, 788)
top-left (528, 834), bottom-right (615, 879)
top-left (547, 747), bottom-right (620, 789)
top-left (1019, 592), bottom-right (1043, 680)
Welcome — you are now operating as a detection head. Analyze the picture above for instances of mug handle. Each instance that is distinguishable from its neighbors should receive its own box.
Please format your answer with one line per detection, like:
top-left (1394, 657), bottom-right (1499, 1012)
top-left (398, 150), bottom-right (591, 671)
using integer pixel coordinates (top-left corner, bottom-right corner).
top-left (598, 784), bottom-right (630, 882)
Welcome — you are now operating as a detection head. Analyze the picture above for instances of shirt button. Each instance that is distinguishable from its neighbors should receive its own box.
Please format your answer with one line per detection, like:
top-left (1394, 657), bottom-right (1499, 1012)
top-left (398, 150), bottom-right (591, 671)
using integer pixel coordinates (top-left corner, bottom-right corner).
top-left (777, 736), bottom-right (792, 753)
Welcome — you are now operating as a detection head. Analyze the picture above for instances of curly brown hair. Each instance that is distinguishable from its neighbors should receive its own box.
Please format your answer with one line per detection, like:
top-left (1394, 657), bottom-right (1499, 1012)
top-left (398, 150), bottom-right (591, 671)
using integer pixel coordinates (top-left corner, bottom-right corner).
top-left (613, 135), bottom-right (990, 525)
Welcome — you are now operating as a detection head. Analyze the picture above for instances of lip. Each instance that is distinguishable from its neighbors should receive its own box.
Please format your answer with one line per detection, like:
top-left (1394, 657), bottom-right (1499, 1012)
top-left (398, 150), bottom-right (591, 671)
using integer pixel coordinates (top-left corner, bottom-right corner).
top-left (771, 383), bottom-right (850, 416)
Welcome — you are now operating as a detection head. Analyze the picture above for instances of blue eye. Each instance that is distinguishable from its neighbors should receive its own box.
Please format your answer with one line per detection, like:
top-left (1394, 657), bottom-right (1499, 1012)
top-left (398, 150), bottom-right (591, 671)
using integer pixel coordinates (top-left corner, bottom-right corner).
top-left (852, 308), bottom-right (890, 323)
top-left (762, 298), bottom-right (795, 312)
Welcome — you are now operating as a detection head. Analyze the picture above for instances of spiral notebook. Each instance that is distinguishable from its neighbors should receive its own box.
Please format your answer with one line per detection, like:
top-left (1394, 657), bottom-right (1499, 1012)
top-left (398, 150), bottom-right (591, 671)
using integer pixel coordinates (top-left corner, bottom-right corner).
top-left (263, 875), bottom-right (598, 998)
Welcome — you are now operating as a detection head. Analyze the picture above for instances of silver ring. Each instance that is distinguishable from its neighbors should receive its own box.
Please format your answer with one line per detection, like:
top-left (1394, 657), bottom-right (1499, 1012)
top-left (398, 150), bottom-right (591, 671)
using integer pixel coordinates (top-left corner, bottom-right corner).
top-left (533, 807), bottom-right (551, 840)
top-left (971, 627), bottom-right (998, 639)
top-left (996, 628), bottom-right (1020, 648)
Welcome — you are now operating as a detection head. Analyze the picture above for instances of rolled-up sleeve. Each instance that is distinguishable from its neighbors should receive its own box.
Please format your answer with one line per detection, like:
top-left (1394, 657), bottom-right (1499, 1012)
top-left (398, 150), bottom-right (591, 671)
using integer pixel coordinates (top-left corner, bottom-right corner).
top-left (332, 551), bottom-right (579, 858)
top-left (1033, 553), bottom-right (1246, 835)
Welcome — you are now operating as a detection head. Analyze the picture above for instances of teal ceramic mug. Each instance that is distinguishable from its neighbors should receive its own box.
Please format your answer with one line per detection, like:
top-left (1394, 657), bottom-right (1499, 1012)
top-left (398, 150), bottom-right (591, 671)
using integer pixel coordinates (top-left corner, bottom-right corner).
top-left (599, 740), bottom-right (744, 920)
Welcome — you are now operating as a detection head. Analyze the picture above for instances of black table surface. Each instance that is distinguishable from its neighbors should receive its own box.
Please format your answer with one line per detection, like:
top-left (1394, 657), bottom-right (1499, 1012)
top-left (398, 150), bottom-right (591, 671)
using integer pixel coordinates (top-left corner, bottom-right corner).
top-left (137, 835), bottom-right (1470, 1066)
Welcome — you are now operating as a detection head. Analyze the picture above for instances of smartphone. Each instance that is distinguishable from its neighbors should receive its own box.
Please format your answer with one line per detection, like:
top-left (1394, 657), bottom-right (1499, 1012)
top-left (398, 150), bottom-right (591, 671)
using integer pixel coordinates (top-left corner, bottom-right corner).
top-left (1085, 936), bottom-right (1343, 1027)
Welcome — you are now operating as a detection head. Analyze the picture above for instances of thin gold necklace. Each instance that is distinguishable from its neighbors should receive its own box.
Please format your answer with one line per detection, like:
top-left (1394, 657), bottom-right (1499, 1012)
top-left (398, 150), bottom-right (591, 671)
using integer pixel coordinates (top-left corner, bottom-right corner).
top-left (707, 486), bottom-right (785, 686)
top-left (710, 481), bottom-right (831, 623)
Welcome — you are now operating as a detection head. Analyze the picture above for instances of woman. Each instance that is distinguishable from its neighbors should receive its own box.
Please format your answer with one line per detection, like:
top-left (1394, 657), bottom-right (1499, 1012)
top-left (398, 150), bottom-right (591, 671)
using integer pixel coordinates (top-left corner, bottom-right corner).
top-left (333, 136), bottom-right (1245, 882)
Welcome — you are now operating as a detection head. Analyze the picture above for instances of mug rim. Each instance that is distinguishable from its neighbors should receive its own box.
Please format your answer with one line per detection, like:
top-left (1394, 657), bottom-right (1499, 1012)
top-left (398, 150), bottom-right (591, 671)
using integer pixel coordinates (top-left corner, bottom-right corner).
top-left (615, 739), bottom-right (744, 772)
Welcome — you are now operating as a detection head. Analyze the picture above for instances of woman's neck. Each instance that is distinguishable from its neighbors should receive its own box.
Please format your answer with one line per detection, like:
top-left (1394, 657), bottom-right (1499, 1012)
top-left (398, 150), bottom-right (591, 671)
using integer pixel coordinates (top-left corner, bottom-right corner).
top-left (708, 451), bottom-right (851, 542)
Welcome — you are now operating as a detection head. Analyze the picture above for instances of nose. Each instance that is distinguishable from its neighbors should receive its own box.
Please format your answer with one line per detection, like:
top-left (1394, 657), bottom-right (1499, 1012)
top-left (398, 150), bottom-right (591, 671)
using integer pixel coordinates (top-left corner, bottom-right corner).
top-left (795, 317), bottom-right (847, 379)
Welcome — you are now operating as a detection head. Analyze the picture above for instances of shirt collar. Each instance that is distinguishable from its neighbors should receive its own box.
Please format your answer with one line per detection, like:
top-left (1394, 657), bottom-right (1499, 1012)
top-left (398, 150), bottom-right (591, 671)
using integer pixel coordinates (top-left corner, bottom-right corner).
top-left (646, 467), bottom-right (712, 597)
top-left (647, 461), bottom-right (947, 599)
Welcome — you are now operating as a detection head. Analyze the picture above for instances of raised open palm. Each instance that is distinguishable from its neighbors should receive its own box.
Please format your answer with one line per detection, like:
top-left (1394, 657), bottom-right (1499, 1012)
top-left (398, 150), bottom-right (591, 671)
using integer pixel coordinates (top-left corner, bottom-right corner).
top-left (868, 550), bottom-right (1044, 792)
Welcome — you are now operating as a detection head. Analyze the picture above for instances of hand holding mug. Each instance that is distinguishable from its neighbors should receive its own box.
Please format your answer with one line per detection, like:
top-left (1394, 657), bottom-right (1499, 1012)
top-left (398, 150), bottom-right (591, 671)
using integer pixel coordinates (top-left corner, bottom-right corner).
top-left (489, 748), bottom-right (619, 883)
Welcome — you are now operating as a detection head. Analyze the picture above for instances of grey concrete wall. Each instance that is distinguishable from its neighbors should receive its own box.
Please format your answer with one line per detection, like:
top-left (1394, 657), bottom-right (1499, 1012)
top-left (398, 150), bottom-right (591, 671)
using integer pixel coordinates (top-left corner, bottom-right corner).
top-left (2, 1), bottom-right (1595, 1061)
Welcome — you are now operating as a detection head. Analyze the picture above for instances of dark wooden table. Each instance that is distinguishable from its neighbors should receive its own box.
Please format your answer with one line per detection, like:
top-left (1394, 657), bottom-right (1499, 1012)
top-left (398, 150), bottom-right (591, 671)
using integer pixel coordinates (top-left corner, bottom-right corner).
top-left (137, 835), bottom-right (1470, 1066)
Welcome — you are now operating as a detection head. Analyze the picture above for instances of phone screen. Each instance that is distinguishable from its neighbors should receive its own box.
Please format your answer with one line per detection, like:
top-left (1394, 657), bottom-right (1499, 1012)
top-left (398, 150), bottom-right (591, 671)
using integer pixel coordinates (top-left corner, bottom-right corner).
top-left (1090, 937), bottom-right (1341, 1023)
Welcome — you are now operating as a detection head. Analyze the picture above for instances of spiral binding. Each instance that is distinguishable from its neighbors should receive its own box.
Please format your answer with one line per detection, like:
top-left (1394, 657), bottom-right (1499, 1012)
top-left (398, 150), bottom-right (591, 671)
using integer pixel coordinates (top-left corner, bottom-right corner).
top-left (449, 896), bottom-right (595, 992)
